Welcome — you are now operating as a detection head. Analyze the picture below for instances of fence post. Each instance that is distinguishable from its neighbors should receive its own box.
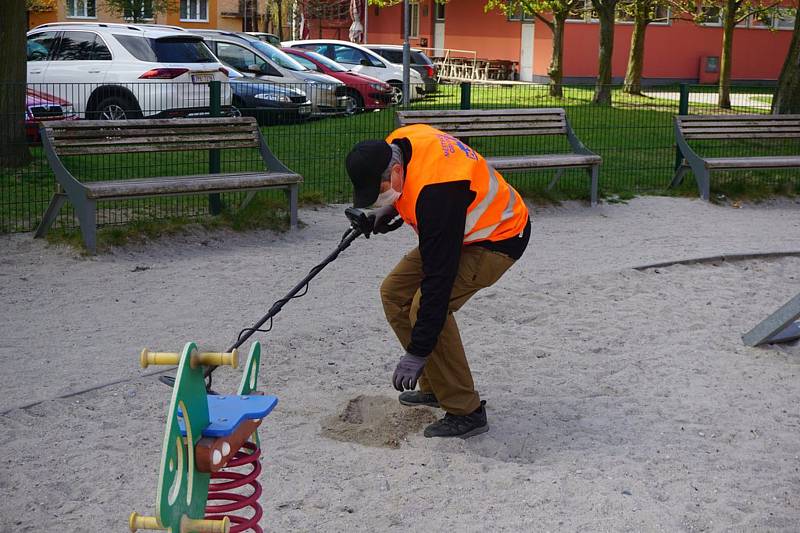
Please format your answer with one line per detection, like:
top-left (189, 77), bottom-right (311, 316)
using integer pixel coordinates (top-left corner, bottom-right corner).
top-left (208, 80), bottom-right (222, 215)
top-left (460, 82), bottom-right (472, 110)
top-left (674, 83), bottom-right (690, 171)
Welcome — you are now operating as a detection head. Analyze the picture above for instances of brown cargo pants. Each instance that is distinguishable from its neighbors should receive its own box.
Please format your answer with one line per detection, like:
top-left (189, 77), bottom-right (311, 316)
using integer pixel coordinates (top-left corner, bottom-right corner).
top-left (380, 246), bottom-right (516, 415)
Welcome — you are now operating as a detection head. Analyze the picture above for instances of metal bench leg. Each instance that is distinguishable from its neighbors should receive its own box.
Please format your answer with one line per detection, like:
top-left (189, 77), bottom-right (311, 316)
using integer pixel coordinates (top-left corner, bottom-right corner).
top-left (34, 192), bottom-right (67, 238)
top-left (669, 164), bottom-right (689, 189)
top-left (697, 168), bottom-right (711, 201)
top-left (286, 184), bottom-right (299, 229)
top-left (589, 165), bottom-right (599, 207)
top-left (75, 199), bottom-right (98, 254)
top-left (547, 169), bottom-right (565, 191)
top-left (240, 190), bottom-right (258, 210)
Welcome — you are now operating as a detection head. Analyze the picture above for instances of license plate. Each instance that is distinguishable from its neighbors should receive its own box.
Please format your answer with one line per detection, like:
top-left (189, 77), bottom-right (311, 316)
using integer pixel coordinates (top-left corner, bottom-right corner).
top-left (192, 73), bottom-right (214, 84)
top-left (299, 105), bottom-right (312, 115)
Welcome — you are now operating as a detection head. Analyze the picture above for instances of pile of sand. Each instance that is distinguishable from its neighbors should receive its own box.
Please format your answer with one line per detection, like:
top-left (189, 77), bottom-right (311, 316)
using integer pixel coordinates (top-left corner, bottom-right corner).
top-left (321, 395), bottom-right (438, 448)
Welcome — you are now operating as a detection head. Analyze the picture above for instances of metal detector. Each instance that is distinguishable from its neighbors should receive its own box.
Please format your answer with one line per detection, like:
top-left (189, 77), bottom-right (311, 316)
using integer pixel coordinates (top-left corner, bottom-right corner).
top-left (159, 207), bottom-right (377, 391)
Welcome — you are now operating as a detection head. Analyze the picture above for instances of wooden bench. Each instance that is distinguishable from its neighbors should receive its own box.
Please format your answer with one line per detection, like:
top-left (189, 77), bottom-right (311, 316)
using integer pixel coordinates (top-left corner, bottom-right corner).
top-left (35, 117), bottom-right (302, 253)
top-left (670, 114), bottom-right (800, 200)
top-left (396, 108), bottom-right (601, 206)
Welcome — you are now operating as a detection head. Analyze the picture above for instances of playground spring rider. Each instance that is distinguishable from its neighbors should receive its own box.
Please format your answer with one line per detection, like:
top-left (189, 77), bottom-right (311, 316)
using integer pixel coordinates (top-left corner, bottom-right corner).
top-left (129, 342), bottom-right (277, 533)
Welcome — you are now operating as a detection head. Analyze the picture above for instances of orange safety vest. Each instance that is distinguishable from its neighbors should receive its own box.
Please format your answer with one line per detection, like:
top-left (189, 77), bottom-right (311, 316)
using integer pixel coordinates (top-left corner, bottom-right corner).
top-left (386, 124), bottom-right (529, 244)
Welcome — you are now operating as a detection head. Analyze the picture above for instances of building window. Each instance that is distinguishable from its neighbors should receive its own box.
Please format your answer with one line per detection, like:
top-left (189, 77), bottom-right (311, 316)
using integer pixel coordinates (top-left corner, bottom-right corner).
top-left (181, 0), bottom-right (208, 21)
top-left (699, 6), bottom-right (722, 26)
top-left (615, 1), bottom-right (670, 25)
top-left (566, 0), bottom-right (593, 23)
top-left (66, 0), bottom-right (96, 18)
top-left (125, 0), bottom-right (154, 20)
top-left (774, 8), bottom-right (796, 29)
top-left (507, 2), bottom-right (534, 21)
top-left (409, 0), bottom-right (420, 38)
top-left (435, 2), bottom-right (445, 21)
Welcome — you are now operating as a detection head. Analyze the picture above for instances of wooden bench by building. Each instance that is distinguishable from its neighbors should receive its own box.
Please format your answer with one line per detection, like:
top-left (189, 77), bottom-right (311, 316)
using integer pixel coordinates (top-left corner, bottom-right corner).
top-left (670, 114), bottom-right (800, 200)
top-left (35, 117), bottom-right (302, 254)
top-left (396, 108), bottom-right (601, 206)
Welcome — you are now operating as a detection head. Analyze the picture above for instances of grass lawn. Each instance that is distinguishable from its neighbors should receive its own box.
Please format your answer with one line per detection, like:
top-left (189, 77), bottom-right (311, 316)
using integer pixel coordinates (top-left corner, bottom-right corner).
top-left (1, 83), bottom-right (796, 236)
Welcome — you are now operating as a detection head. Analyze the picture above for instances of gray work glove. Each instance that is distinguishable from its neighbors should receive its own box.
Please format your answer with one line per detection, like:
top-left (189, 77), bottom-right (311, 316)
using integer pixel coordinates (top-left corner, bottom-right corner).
top-left (392, 352), bottom-right (427, 391)
top-left (370, 205), bottom-right (403, 235)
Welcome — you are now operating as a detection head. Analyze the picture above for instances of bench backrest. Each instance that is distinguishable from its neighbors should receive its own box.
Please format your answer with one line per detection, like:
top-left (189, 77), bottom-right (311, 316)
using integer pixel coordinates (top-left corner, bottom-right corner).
top-left (396, 108), bottom-right (568, 137)
top-left (42, 117), bottom-right (262, 157)
top-left (676, 114), bottom-right (800, 140)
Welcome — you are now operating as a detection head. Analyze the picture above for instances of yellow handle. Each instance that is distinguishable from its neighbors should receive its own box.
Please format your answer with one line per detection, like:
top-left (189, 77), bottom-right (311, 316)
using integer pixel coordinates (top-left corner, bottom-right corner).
top-left (129, 512), bottom-right (166, 531)
top-left (180, 515), bottom-right (230, 533)
top-left (195, 349), bottom-right (239, 369)
top-left (140, 349), bottom-right (181, 368)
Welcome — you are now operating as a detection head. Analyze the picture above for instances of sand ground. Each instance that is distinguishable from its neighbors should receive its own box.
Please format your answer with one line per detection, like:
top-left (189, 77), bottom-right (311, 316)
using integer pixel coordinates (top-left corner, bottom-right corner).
top-left (1, 197), bottom-right (799, 532)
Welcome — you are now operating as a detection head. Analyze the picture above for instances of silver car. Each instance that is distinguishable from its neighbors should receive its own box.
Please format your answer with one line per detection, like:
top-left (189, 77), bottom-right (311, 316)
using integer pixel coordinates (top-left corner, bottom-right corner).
top-left (190, 30), bottom-right (348, 116)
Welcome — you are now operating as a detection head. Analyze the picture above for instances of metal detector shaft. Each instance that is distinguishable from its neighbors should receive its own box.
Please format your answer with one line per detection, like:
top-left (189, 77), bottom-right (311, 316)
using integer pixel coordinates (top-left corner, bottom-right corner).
top-left (226, 226), bottom-right (363, 353)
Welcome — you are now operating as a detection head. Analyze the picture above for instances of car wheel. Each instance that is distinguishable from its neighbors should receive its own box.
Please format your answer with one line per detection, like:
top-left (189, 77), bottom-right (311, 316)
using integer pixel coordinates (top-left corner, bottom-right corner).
top-left (94, 96), bottom-right (142, 120)
top-left (343, 91), bottom-right (363, 116)
top-left (388, 83), bottom-right (404, 106)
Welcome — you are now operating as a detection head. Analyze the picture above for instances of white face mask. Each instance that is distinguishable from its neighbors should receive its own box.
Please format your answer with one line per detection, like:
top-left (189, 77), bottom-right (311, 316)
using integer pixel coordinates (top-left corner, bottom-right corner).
top-left (373, 186), bottom-right (400, 208)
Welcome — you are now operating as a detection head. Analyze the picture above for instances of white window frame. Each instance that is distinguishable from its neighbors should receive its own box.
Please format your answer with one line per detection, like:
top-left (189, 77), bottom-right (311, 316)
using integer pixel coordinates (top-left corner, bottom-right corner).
top-left (435, 2), bottom-right (445, 21)
top-left (699, 5), bottom-right (723, 27)
top-left (409, 0), bottom-right (420, 38)
top-left (773, 7), bottom-right (797, 30)
top-left (614, 2), bottom-right (671, 26)
top-left (67, 0), bottom-right (96, 19)
top-left (181, 0), bottom-right (209, 22)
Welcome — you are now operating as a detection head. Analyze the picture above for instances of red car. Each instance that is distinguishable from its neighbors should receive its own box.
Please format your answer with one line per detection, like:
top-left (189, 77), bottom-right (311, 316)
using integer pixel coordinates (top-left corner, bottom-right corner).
top-left (25, 88), bottom-right (77, 142)
top-left (282, 48), bottom-right (394, 113)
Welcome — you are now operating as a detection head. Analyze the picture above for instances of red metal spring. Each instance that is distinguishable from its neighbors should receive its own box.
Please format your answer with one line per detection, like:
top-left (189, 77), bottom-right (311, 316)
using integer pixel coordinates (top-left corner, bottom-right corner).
top-left (205, 441), bottom-right (263, 533)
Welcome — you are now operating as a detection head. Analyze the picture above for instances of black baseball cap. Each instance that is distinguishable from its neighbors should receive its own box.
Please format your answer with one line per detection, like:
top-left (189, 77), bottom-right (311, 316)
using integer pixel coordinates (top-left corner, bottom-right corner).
top-left (345, 140), bottom-right (392, 208)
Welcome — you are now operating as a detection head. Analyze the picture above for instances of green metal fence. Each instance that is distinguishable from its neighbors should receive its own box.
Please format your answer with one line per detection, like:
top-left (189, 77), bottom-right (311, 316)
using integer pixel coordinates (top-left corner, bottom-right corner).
top-left (0, 80), bottom-right (796, 234)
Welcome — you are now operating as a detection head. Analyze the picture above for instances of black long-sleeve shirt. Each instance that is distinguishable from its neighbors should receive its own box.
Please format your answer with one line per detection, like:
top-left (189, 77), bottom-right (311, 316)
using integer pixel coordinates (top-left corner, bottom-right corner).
top-left (396, 139), bottom-right (531, 358)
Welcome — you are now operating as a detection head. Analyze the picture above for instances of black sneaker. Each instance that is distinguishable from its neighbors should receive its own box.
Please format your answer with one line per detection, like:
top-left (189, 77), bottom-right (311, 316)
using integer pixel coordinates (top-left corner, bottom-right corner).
top-left (423, 401), bottom-right (488, 439)
top-left (398, 390), bottom-right (440, 408)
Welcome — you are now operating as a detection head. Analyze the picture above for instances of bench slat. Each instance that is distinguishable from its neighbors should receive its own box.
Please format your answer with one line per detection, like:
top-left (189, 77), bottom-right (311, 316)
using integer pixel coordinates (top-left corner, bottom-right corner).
top-left (46, 117), bottom-right (257, 129)
top-left (45, 125), bottom-right (257, 140)
top-left (56, 140), bottom-right (261, 156)
top-left (444, 128), bottom-right (569, 137)
top-left (399, 116), bottom-right (566, 127)
top-left (681, 120), bottom-right (800, 129)
top-left (84, 171), bottom-right (302, 199)
top-left (678, 114), bottom-right (800, 121)
top-left (489, 154), bottom-right (601, 170)
top-left (683, 132), bottom-right (800, 140)
top-left (398, 108), bottom-right (566, 117)
top-left (53, 132), bottom-right (258, 148)
top-left (704, 156), bottom-right (800, 169)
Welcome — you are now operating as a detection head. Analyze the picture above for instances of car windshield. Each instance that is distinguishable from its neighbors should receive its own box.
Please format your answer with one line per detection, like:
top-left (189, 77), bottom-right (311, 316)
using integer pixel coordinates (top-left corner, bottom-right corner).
top-left (115, 35), bottom-right (216, 63)
top-left (305, 51), bottom-right (348, 72)
top-left (251, 41), bottom-right (308, 71)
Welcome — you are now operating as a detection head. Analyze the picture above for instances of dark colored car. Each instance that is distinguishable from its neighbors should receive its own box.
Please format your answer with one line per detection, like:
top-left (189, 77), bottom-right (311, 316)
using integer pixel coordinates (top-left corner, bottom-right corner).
top-left (282, 48), bottom-right (394, 113)
top-left (25, 87), bottom-right (77, 142)
top-left (364, 45), bottom-right (438, 94)
top-left (228, 69), bottom-right (312, 124)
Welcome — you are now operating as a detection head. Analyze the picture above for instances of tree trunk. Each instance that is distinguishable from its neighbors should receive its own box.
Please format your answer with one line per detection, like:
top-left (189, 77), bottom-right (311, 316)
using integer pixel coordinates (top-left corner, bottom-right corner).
top-left (548, 13), bottom-right (567, 97)
top-left (622, 6), bottom-right (649, 94)
top-left (593, 1), bottom-right (617, 105)
top-left (718, 0), bottom-right (738, 109)
top-left (772, 7), bottom-right (800, 114)
top-left (0, 0), bottom-right (31, 168)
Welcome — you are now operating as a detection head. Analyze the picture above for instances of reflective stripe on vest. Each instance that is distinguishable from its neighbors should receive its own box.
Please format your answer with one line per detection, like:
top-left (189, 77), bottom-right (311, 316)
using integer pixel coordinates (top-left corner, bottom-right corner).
top-left (387, 124), bottom-right (528, 244)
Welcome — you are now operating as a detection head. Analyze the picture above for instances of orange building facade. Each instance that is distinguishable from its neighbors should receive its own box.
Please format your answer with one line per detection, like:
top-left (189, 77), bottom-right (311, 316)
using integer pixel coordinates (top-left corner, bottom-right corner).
top-left (306, 0), bottom-right (795, 84)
